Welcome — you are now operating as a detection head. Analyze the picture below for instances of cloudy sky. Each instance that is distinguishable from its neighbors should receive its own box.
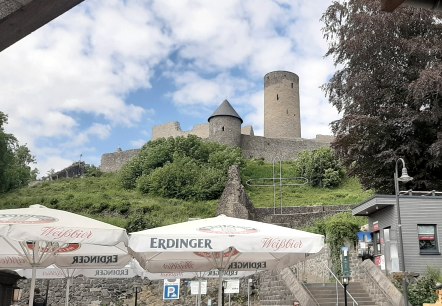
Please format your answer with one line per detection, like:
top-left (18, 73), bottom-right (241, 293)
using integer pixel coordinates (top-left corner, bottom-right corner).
top-left (1, 0), bottom-right (339, 177)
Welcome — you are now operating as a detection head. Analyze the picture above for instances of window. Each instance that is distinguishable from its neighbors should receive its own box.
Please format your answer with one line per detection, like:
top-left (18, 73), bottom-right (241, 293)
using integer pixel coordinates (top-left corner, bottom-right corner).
top-left (418, 224), bottom-right (439, 254)
top-left (276, 94), bottom-right (279, 100)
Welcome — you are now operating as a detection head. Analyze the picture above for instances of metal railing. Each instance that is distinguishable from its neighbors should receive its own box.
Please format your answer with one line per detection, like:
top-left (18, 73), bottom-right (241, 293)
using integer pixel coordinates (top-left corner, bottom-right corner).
top-left (324, 264), bottom-right (359, 306)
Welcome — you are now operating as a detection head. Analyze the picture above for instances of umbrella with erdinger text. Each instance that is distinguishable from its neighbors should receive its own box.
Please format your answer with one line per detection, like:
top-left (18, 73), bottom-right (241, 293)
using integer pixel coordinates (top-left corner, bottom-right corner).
top-left (0, 204), bottom-right (130, 306)
top-left (129, 214), bottom-right (324, 305)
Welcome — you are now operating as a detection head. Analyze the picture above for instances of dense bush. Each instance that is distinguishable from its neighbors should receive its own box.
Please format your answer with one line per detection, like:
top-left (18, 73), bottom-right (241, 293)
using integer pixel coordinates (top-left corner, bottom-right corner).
top-left (119, 135), bottom-right (245, 201)
top-left (292, 148), bottom-right (346, 188)
top-left (405, 267), bottom-right (441, 306)
top-left (83, 164), bottom-right (103, 177)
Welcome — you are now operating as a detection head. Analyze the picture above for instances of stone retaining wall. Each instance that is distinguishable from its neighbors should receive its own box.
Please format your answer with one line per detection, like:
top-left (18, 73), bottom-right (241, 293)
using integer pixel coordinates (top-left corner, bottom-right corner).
top-left (15, 276), bottom-right (259, 306)
top-left (254, 205), bottom-right (352, 228)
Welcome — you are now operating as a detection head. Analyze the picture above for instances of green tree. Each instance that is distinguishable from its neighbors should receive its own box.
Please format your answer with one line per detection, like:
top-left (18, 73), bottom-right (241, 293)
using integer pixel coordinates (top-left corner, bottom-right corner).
top-left (0, 112), bottom-right (37, 192)
top-left (292, 147), bottom-right (346, 188)
top-left (322, 0), bottom-right (442, 193)
top-left (119, 135), bottom-right (244, 200)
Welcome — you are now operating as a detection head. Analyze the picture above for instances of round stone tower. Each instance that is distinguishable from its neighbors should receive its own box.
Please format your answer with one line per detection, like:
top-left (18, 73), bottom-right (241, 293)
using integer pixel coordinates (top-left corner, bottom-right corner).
top-left (208, 99), bottom-right (242, 147)
top-left (264, 71), bottom-right (301, 139)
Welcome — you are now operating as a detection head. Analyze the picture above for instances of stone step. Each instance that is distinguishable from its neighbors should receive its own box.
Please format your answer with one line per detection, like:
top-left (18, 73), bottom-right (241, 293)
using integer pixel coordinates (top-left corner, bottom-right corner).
top-left (305, 282), bottom-right (379, 306)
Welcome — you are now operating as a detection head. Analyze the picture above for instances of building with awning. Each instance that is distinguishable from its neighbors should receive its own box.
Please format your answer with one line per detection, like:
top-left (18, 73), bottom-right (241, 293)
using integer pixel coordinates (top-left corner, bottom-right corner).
top-left (352, 191), bottom-right (442, 275)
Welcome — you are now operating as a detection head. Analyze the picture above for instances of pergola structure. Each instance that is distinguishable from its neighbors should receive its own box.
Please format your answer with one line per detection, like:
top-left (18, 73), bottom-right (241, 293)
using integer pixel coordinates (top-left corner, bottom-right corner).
top-left (0, 0), bottom-right (84, 52)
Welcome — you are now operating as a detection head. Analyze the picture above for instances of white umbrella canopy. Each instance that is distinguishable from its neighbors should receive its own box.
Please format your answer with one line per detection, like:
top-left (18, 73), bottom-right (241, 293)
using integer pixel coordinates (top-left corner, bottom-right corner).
top-left (129, 214), bottom-right (324, 305)
top-left (0, 204), bottom-right (130, 306)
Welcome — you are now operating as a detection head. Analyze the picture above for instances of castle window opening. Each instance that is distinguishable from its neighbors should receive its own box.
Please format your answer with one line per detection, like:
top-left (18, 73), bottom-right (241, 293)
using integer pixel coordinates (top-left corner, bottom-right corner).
top-left (222, 126), bottom-right (225, 131)
top-left (286, 110), bottom-right (288, 115)
top-left (276, 94), bottom-right (279, 100)
top-left (291, 82), bottom-right (293, 88)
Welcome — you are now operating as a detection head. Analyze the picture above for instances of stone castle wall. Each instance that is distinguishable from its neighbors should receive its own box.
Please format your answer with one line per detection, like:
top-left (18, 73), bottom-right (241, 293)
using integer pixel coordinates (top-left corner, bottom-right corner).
top-left (100, 133), bottom-right (330, 173)
top-left (152, 121), bottom-right (209, 141)
top-left (240, 134), bottom-right (329, 162)
top-left (100, 149), bottom-right (140, 173)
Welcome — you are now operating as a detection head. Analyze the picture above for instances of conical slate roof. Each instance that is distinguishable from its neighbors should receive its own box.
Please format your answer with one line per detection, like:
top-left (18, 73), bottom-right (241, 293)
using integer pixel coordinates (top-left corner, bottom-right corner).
top-left (208, 99), bottom-right (243, 123)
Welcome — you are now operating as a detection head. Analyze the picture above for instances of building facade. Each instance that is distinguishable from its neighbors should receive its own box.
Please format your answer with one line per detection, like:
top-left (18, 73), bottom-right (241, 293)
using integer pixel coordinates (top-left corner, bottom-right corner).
top-left (352, 192), bottom-right (442, 275)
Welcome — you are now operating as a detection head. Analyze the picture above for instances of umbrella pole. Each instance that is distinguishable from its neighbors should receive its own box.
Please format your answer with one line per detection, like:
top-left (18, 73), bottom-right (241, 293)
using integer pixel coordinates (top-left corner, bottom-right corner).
top-left (218, 269), bottom-right (223, 306)
top-left (197, 278), bottom-right (202, 306)
top-left (65, 277), bottom-right (71, 306)
top-left (28, 266), bottom-right (36, 306)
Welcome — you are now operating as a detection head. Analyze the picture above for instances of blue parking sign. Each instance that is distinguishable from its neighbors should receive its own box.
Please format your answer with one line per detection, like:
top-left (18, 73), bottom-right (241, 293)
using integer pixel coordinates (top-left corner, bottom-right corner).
top-left (163, 279), bottom-right (180, 300)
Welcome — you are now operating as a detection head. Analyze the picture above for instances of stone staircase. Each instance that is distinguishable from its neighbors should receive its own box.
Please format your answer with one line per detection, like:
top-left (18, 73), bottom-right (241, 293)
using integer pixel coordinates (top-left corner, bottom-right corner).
top-left (304, 282), bottom-right (380, 306)
top-left (258, 270), bottom-right (296, 306)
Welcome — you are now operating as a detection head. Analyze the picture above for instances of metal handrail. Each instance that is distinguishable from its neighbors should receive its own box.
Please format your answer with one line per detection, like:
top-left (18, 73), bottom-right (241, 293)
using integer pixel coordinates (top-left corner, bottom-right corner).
top-left (324, 264), bottom-right (359, 306)
top-left (300, 281), bottom-right (321, 306)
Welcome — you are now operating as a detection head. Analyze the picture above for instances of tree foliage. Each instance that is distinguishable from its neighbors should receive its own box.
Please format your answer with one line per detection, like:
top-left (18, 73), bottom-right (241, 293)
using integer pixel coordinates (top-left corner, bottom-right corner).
top-left (308, 212), bottom-right (365, 275)
top-left (119, 135), bottom-right (245, 200)
top-left (292, 148), bottom-right (346, 188)
top-left (392, 267), bottom-right (442, 306)
top-left (0, 112), bottom-right (37, 193)
top-left (322, 1), bottom-right (442, 193)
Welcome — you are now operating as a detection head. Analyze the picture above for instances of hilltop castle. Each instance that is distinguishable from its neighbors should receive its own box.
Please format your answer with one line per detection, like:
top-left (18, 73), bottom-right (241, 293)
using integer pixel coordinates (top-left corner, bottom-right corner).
top-left (100, 71), bottom-right (333, 172)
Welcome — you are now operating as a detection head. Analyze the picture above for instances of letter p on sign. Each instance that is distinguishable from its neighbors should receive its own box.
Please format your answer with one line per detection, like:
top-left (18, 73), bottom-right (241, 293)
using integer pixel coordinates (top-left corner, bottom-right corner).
top-left (163, 279), bottom-right (180, 300)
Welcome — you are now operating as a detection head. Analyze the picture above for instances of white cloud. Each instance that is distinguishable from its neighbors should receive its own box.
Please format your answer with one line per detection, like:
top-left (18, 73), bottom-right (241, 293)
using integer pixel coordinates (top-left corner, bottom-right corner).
top-left (1, 0), bottom-right (338, 177)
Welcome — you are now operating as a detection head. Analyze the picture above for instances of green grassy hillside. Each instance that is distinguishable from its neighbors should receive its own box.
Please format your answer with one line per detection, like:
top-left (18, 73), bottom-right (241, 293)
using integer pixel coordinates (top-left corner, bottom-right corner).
top-left (0, 164), bottom-right (373, 230)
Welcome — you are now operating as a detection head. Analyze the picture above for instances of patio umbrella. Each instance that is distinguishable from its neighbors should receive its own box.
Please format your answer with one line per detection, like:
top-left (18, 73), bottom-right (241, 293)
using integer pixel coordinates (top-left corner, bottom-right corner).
top-left (129, 214), bottom-right (324, 305)
top-left (16, 259), bottom-right (144, 304)
top-left (0, 204), bottom-right (129, 306)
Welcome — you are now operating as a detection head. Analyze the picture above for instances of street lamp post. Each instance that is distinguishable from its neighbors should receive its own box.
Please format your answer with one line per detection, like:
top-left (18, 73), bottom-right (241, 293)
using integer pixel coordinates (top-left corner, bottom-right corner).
top-left (395, 158), bottom-right (413, 306)
top-left (342, 276), bottom-right (349, 306)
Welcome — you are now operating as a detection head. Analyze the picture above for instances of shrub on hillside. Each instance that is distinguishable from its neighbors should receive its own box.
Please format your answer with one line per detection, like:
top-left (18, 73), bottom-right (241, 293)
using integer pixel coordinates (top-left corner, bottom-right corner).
top-left (119, 135), bottom-right (245, 201)
top-left (292, 148), bottom-right (346, 188)
top-left (405, 267), bottom-right (441, 306)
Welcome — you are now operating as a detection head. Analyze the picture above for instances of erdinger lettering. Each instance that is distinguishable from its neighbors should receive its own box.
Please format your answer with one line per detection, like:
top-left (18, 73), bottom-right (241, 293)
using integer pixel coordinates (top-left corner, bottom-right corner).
top-left (71, 255), bottom-right (118, 264)
top-left (150, 238), bottom-right (212, 250)
top-left (208, 270), bottom-right (238, 276)
top-left (261, 238), bottom-right (303, 251)
top-left (94, 269), bottom-right (129, 276)
top-left (228, 262), bottom-right (267, 270)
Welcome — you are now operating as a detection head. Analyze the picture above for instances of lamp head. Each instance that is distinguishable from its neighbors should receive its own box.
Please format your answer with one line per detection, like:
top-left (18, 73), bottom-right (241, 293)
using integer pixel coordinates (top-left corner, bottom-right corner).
top-left (398, 167), bottom-right (413, 182)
